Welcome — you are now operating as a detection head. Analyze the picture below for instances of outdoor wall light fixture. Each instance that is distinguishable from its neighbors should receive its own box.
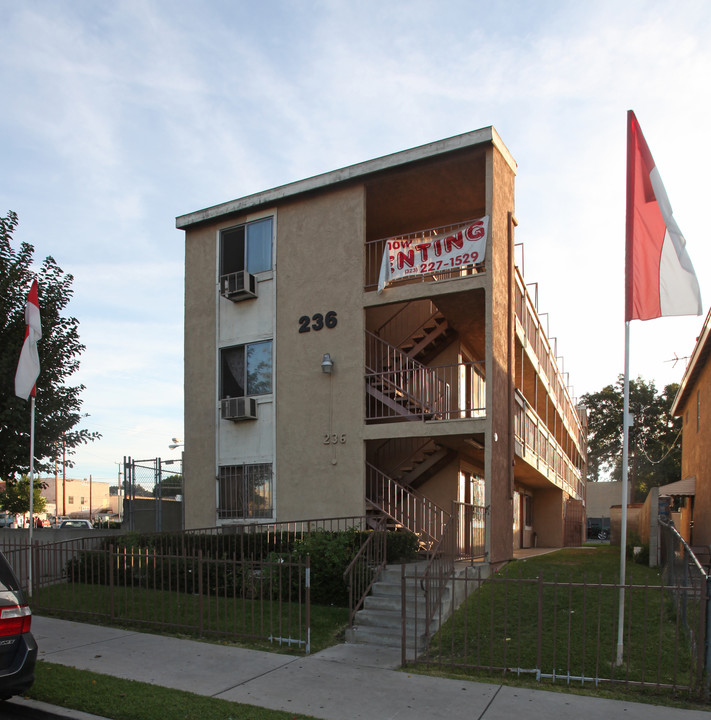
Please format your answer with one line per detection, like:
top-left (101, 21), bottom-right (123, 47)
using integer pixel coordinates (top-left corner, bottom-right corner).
top-left (321, 353), bottom-right (334, 374)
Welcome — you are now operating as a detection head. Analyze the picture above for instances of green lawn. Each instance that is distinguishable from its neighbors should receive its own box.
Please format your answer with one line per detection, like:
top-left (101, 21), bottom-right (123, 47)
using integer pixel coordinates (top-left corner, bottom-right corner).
top-left (27, 546), bottom-right (708, 710)
top-left (28, 662), bottom-right (320, 720)
top-left (33, 582), bottom-right (348, 654)
top-left (416, 547), bottom-right (705, 701)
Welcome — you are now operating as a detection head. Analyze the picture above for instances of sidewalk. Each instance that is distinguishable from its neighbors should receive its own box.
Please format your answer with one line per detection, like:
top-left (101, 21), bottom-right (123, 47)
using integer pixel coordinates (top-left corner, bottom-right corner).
top-left (14, 616), bottom-right (711, 720)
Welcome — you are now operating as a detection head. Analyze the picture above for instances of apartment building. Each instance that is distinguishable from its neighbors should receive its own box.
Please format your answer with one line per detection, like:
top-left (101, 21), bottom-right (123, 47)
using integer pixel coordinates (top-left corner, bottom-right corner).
top-left (176, 127), bottom-right (586, 564)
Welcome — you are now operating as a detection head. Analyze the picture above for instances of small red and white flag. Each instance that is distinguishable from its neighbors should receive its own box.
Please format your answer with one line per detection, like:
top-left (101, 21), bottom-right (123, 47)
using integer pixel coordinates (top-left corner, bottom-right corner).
top-left (625, 110), bottom-right (702, 321)
top-left (15, 279), bottom-right (42, 400)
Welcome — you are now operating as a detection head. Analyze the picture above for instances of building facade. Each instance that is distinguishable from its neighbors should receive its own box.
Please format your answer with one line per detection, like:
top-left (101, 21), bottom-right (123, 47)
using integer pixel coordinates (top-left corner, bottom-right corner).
top-left (177, 128), bottom-right (586, 564)
top-left (671, 307), bottom-right (711, 547)
top-left (40, 477), bottom-right (115, 520)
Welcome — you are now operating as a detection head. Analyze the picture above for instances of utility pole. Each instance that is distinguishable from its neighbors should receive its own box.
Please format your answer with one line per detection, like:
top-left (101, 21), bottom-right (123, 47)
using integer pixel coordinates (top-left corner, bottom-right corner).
top-left (54, 453), bottom-right (58, 521)
top-left (115, 462), bottom-right (123, 523)
top-left (62, 437), bottom-right (66, 516)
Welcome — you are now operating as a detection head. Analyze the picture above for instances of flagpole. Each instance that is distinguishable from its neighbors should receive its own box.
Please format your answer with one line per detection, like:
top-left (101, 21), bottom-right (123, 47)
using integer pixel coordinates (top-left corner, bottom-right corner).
top-left (28, 395), bottom-right (35, 597)
top-left (616, 320), bottom-right (631, 664)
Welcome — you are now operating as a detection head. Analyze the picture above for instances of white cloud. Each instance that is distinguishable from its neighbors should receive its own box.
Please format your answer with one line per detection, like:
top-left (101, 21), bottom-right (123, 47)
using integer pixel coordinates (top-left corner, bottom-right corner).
top-left (3, 0), bottom-right (711, 479)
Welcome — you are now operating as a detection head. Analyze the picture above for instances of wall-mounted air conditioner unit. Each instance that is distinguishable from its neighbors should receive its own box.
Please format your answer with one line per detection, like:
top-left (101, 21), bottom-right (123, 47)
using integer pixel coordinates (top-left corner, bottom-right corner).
top-left (221, 396), bottom-right (258, 421)
top-left (220, 271), bottom-right (258, 301)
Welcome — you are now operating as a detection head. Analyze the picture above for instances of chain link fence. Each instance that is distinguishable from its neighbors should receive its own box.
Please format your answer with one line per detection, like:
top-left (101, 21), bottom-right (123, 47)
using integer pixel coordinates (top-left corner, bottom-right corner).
top-left (123, 456), bottom-right (183, 532)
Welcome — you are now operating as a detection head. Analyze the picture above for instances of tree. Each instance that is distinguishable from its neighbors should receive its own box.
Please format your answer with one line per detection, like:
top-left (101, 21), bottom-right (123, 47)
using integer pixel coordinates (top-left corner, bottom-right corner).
top-left (0, 476), bottom-right (47, 517)
top-left (0, 211), bottom-right (100, 480)
top-left (153, 474), bottom-right (183, 498)
top-left (581, 376), bottom-right (681, 501)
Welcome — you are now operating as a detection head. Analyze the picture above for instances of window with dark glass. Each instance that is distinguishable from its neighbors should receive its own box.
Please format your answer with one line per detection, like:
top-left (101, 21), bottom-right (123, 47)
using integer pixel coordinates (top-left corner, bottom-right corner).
top-left (220, 217), bottom-right (273, 276)
top-left (220, 340), bottom-right (272, 398)
top-left (218, 463), bottom-right (273, 519)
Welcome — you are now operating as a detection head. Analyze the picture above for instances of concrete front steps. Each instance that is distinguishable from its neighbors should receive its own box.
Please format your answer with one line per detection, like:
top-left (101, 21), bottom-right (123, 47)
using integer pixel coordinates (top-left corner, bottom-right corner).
top-left (345, 560), bottom-right (490, 657)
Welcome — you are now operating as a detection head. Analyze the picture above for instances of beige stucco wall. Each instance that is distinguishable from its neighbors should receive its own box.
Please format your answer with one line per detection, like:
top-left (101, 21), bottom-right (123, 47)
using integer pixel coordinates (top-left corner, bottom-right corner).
top-left (418, 459), bottom-right (460, 512)
top-left (273, 186), bottom-right (366, 521)
top-left (486, 144), bottom-right (516, 564)
top-left (183, 221), bottom-right (219, 529)
top-left (587, 481), bottom-right (624, 520)
top-left (533, 487), bottom-right (564, 547)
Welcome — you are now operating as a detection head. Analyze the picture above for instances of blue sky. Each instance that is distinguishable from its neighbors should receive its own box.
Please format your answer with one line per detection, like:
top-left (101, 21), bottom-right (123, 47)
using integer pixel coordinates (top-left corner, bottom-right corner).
top-left (2, 0), bottom-right (711, 483)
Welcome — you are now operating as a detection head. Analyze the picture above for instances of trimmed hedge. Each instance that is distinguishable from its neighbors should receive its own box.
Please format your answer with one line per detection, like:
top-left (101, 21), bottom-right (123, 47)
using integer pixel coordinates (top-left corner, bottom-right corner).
top-left (66, 527), bottom-right (419, 607)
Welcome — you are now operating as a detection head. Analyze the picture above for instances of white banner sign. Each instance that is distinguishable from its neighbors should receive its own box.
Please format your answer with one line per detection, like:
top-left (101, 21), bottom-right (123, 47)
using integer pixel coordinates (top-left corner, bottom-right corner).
top-left (377, 217), bottom-right (489, 293)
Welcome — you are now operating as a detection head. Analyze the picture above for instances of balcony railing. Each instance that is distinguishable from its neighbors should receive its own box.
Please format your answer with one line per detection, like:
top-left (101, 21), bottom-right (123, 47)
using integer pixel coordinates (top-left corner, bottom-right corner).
top-left (366, 362), bottom-right (485, 422)
top-left (514, 270), bottom-right (585, 452)
top-left (514, 391), bottom-right (584, 499)
top-left (364, 219), bottom-right (487, 292)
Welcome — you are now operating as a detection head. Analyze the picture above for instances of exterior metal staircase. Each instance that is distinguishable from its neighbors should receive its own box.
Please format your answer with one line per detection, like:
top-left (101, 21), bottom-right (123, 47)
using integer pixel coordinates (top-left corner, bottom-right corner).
top-left (377, 302), bottom-right (458, 365)
top-left (365, 462), bottom-right (448, 552)
top-left (353, 301), bottom-right (485, 653)
top-left (345, 560), bottom-right (490, 656)
top-left (374, 437), bottom-right (456, 490)
top-left (398, 311), bottom-right (457, 364)
top-left (395, 443), bottom-right (455, 490)
top-left (365, 331), bottom-right (450, 421)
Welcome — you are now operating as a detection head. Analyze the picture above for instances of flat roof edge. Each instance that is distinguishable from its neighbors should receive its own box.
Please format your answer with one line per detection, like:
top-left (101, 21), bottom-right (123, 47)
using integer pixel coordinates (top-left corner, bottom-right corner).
top-left (176, 126), bottom-right (515, 229)
top-left (671, 307), bottom-right (711, 415)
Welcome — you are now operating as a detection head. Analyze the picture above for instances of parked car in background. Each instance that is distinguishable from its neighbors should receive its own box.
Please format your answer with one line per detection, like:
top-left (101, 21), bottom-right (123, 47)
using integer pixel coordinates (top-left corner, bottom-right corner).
top-left (0, 551), bottom-right (36, 699)
top-left (58, 519), bottom-right (94, 530)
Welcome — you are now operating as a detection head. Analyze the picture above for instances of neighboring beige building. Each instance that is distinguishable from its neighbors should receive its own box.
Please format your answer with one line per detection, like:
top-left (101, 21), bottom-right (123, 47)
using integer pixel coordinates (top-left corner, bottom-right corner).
top-left (176, 128), bottom-right (586, 564)
top-left (41, 477), bottom-right (117, 519)
top-left (586, 480), bottom-right (625, 534)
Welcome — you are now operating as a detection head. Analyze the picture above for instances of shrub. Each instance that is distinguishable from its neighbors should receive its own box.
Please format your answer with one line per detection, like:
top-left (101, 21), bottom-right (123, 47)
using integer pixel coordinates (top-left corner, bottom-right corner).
top-left (383, 530), bottom-right (419, 563)
top-left (292, 527), bottom-right (361, 606)
top-left (632, 544), bottom-right (650, 565)
top-left (65, 526), bottom-right (420, 607)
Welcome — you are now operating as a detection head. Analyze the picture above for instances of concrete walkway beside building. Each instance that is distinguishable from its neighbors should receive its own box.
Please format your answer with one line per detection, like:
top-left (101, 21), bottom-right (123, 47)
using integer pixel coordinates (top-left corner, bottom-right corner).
top-left (11, 616), bottom-right (710, 720)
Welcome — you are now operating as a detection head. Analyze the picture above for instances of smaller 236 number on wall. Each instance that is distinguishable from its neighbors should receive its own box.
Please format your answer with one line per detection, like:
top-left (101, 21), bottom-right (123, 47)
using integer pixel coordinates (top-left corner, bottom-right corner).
top-left (298, 311), bottom-right (337, 333)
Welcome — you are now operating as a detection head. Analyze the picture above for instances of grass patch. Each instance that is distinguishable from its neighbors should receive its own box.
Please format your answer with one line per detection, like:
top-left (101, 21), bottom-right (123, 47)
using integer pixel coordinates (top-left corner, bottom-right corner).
top-left (412, 547), bottom-right (706, 703)
top-left (408, 665), bottom-right (711, 711)
top-left (27, 661), bottom-right (319, 720)
top-left (34, 582), bottom-right (348, 654)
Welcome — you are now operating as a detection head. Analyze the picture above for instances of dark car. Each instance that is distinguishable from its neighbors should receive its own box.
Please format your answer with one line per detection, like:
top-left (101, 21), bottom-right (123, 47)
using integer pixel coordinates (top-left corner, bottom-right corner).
top-left (0, 551), bottom-right (37, 699)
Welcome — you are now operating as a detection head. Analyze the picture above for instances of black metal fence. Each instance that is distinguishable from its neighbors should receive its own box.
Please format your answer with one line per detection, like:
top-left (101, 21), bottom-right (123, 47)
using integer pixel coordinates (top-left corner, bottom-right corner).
top-left (0, 528), bottom-right (312, 653)
top-left (658, 518), bottom-right (710, 696)
top-left (407, 547), bottom-right (710, 698)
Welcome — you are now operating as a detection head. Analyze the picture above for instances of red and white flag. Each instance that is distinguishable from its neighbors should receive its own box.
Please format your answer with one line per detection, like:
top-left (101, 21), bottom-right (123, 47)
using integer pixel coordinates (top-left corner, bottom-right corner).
top-left (625, 110), bottom-right (702, 321)
top-left (15, 279), bottom-right (42, 400)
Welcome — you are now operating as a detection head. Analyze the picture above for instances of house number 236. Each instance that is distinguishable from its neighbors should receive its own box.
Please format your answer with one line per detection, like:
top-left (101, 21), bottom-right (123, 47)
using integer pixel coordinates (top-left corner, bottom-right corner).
top-left (324, 434), bottom-right (346, 444)
top-left (299, 311), bottom-right (337, 333)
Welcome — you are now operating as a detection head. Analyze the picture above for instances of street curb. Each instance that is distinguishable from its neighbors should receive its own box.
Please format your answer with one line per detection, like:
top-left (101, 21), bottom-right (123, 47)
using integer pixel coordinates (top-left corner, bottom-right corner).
top-left (5, 696), bottom-right (110, 720)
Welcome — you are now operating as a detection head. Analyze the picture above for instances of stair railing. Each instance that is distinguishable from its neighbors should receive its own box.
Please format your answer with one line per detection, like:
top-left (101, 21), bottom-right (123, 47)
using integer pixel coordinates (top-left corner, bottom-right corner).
top-left (343, 522), bottom-right (387, 628)
top-left (419, 511), bottom-right (459, 643)
top-left (365, 331), bottom-right (450, 419)
top-left (365, 463), bottom-right (449, 550)
top-left (452, 501), bottom-right (486, 561)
